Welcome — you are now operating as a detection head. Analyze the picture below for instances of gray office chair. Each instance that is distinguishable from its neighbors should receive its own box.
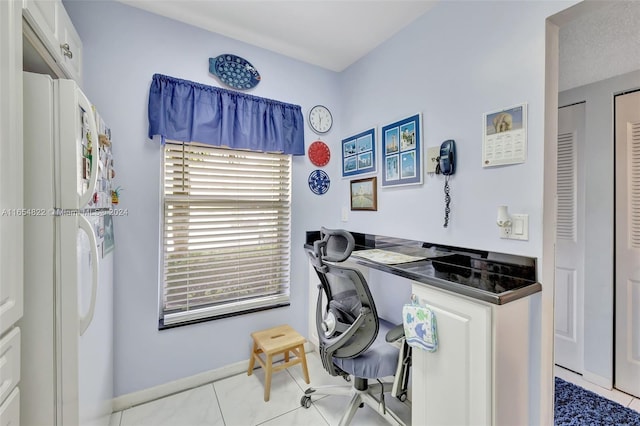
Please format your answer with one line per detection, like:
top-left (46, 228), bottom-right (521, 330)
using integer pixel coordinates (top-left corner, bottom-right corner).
top-left (302, 227), bottom-right (411, 426)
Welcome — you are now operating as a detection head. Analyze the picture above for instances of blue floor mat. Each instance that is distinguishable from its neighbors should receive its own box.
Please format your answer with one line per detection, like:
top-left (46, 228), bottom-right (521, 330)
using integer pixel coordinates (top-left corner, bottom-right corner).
top-left (555, 377), bottom-right (640, 425)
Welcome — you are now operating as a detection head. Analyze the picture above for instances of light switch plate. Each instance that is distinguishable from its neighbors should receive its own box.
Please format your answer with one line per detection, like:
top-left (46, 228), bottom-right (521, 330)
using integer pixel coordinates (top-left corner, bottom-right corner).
top-left (426, 147), bottom-right (440, 173)
top-left (509, 214), bottom-right (528, 240)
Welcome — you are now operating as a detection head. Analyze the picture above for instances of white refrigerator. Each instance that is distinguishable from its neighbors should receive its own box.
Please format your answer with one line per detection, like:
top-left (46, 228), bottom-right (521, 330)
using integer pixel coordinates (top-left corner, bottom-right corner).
top-left (21, 72), bottom-right (114, 426)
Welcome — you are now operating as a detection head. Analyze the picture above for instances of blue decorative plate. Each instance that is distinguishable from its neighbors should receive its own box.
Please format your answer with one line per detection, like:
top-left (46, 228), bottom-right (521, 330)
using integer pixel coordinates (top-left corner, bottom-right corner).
top-left (308, 170), bottom-right (330, 195)
top-left (208, 54), bottom-right (261, 90)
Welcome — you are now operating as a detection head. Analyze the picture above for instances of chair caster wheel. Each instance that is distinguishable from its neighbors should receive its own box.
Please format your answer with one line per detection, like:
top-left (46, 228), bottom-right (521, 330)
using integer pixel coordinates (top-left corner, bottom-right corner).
top-left (301, 395), bottom-right (312, 408)
top-left (397, 393), bottom-right (407, 402)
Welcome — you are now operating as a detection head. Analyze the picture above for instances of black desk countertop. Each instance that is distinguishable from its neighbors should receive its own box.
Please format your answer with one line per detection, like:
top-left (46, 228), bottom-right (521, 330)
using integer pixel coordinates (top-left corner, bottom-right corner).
top-left (305, 231), bottom-right (541, 305)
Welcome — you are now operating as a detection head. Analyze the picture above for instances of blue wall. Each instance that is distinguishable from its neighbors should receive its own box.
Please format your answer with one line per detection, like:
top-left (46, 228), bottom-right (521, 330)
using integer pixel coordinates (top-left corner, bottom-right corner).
top-left (336, 3), bottom-right (573, 423)
top-left (65, 0), bottom-right (342, 397)
top-left (66, 1), bottom-right (576, 423)
top-left (339, 0), bottom-right (562, 252)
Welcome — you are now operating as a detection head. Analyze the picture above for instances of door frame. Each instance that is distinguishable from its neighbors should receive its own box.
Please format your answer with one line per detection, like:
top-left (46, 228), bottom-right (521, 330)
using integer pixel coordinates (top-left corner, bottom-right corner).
top-left (545, 2), bottom-right (640, 422)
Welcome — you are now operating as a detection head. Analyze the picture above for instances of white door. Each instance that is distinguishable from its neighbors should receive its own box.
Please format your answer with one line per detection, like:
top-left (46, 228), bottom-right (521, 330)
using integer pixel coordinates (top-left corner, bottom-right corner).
top-left (614, 90), bottom-right (640, 398)
top-left (554, 103), bottom-right (586, 373)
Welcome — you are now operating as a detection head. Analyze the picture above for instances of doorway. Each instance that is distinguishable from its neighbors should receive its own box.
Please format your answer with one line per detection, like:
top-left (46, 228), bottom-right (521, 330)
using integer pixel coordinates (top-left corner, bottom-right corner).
top-left (554, 73), bottom-right (640, 398)
top-left (546, 1), bottom-right (640, 419)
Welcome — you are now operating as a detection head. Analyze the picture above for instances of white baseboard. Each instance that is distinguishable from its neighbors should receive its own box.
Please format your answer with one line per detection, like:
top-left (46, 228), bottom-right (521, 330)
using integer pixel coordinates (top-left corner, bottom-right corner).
top-left (112, 342), bottom-right (316, 412)
top-left (112, 359), bottom-right (249, 412)
top-left (582, 370), bottom-right (612, 390)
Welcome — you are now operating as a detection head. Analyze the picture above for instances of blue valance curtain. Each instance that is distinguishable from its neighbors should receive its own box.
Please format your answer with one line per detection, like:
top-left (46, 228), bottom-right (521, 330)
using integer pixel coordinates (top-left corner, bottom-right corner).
top-left (148, 74), bottom-right (305, 155)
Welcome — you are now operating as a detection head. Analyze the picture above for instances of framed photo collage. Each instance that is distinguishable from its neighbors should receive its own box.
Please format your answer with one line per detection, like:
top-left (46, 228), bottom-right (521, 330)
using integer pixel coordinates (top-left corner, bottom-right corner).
top-left (342, 113), bottom-right (422, 210)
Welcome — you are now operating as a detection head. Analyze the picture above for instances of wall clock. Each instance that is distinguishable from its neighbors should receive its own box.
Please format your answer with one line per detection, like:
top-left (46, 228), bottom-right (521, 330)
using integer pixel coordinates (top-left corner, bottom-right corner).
top-left (308, 140), bottom-right (331, 167)
top-left (308, 169), bottom-right (330, 195)
top-left (308, 105), bottom-right (333, 134)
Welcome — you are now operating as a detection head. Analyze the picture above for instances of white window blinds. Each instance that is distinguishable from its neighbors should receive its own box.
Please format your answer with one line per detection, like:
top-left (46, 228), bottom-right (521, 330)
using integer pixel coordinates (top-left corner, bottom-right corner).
top-left (161, 141), bottom-right (291, 326)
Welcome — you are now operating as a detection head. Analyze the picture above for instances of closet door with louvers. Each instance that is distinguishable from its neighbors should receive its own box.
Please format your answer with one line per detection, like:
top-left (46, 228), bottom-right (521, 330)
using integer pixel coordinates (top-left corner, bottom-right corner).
top-left (555, 102), bottom-right (586, 373)
top-left (614, 91), bottom-right (640, 398)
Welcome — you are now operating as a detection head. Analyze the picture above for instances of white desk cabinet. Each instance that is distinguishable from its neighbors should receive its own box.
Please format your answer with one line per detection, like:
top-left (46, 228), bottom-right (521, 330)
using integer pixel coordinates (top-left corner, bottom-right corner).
top-left (411, 283), bottom-right (530, 425)
top-left (23, 0), bottom-right (83, 84)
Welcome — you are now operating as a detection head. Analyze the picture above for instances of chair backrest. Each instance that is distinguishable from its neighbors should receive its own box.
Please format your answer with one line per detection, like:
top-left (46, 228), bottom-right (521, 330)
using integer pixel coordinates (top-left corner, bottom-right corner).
top-left (306, 227), bottom-right (379, 363)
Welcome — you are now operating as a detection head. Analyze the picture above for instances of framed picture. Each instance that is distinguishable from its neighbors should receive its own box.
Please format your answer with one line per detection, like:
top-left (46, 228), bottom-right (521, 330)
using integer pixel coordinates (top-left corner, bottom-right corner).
top-left (350, 177), bottom-right (377, 211)
top-left (381, 113), bottom-right (422, 187)
top-left (342, 128), bottom-right (376, 177)
top-left (482, 103), bottom-right (527, 167)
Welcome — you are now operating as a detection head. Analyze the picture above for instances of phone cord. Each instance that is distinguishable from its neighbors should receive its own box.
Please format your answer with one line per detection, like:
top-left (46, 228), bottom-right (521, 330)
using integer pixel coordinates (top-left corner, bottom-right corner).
top-left (443, 175), bottom-right (451, 228)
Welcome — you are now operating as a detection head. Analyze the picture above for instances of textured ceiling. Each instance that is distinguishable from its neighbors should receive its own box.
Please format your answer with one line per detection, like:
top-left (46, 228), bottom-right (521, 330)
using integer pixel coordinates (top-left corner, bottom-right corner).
top-left (559, 1), bottom-right (640, 91)
top-left (116, 0), bottom-right (437, 72)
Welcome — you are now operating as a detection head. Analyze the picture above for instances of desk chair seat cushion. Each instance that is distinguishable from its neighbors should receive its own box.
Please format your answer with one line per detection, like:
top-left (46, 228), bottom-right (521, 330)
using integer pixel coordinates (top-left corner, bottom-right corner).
top-left (333, 318), bottom-right (399, 379)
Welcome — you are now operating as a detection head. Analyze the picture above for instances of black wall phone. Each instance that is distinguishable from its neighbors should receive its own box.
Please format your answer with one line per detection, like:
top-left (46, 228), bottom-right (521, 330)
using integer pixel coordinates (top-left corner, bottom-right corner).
top-left (437, 139), bottom-right (456, 175)
top-left (436, 140), bottom-right (456, 227)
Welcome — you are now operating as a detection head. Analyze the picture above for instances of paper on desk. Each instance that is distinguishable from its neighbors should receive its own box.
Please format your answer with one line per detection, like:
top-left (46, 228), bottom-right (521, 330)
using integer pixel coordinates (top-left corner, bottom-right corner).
top-left (351, 249), bottom-right (426, 265)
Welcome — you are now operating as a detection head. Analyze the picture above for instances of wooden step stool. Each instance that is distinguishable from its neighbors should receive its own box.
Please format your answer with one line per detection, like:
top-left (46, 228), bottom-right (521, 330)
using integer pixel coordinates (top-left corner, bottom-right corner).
top-left (247, 324), bottom-right (310, 401)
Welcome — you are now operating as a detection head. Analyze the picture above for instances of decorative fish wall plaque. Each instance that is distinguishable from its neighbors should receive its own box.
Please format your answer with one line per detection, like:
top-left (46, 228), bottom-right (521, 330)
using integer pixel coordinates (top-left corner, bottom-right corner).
top-left (208, 54), bottom-right (261, 90)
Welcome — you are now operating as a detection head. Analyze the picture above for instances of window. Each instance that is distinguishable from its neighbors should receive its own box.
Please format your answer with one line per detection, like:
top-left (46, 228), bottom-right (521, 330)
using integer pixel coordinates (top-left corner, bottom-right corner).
top-left (160, 141), bottom-right (291, 327)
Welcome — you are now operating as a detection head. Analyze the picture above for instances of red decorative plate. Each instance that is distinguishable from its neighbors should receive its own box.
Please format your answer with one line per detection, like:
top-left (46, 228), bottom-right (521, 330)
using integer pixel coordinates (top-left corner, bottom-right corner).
top-left (308, 140), bottom-right (330, 167)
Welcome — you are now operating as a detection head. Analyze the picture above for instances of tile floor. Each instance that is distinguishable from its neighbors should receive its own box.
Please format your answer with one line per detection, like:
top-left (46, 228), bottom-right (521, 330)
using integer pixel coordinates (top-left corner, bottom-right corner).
top-left (107, 354), bottom-right (640, 426)
top-left (109, 352), bottom-right (409, 426)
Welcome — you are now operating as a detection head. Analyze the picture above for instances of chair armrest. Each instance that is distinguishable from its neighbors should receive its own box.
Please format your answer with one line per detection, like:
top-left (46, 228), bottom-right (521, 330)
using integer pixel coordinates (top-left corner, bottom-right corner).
top-left (385, 324), bottom-right (405, 343)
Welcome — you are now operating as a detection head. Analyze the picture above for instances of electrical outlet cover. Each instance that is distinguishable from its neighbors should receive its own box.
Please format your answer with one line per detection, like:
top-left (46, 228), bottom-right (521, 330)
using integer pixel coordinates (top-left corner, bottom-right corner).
top-left (499, 226), bottom-right (511, 239)
top-left (426, 147), bottom-right (440, 173)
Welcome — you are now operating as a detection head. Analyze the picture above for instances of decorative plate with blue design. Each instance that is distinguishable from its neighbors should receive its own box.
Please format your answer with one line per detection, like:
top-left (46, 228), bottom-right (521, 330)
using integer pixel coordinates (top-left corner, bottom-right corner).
top-left (308, 170), bottom-right (330, 195)
top-left (209, 54), bottom-right (261, 90)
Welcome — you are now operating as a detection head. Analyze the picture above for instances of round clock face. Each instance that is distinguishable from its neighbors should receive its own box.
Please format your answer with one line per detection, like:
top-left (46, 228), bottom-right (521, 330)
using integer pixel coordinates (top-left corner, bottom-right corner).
top-left (308, 170), bottom-right (330, 195)
top-left (308, 141), bottom-right (331, 167)
top-left (308, 105), bottom-right (333, 134)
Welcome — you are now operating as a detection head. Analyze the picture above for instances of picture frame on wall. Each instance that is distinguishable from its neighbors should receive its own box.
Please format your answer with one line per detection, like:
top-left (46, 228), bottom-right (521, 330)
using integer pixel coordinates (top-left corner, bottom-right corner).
top-left (342, 128), bottom-right (376, 178)
top-left (381, 113), bottom-right (422, 187)
top-left (350, 177), bottom-right (377, 211)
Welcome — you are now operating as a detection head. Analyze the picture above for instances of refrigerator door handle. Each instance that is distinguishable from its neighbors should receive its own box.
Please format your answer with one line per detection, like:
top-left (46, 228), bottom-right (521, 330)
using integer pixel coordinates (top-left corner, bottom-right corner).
top-left (77, 89), bottom-right (100, 208)
top-left (78, 215), bottom-right (99, 335)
